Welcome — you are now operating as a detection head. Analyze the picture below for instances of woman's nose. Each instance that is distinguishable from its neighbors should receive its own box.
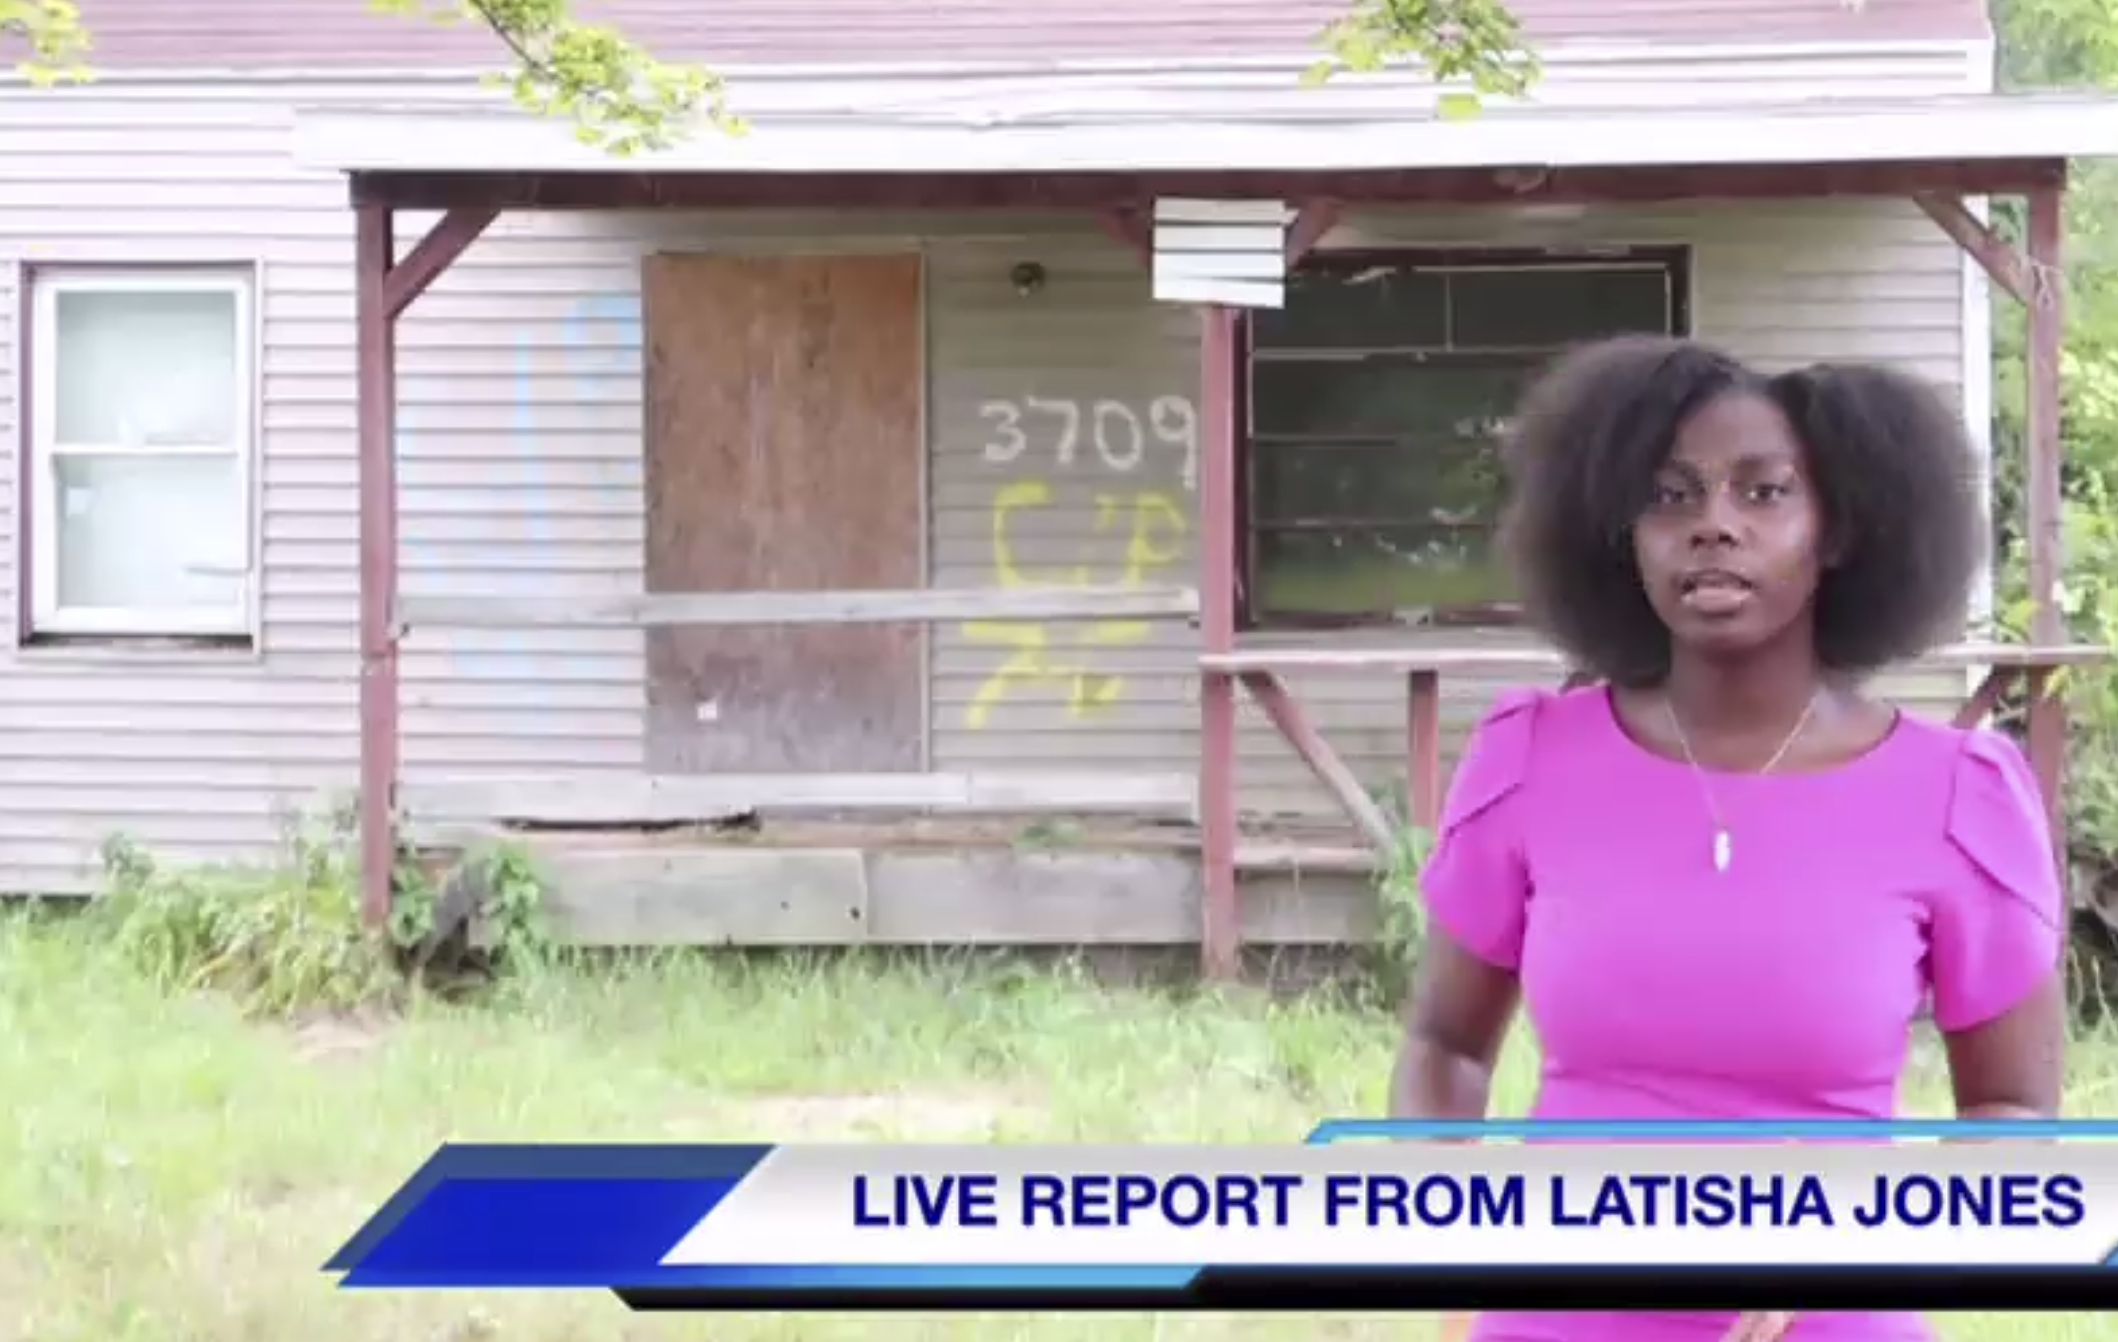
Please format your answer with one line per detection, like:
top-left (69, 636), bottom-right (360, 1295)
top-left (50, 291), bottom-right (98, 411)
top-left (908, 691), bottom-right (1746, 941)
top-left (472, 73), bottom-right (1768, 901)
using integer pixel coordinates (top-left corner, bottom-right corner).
top-left (1688, 484), bottom-right (1742, 547)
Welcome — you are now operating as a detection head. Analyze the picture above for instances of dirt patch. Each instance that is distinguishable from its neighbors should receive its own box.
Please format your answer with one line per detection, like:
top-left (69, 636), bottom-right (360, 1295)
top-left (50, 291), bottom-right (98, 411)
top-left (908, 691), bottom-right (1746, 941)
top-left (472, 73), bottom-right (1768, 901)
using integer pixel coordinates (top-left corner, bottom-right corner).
top-left (703, 1088), bottom-right (1042, 1141)
top-left (0, 1242), bottom-right (45, 1342)
top-left (286, 1011), bottom-right (393, 1065)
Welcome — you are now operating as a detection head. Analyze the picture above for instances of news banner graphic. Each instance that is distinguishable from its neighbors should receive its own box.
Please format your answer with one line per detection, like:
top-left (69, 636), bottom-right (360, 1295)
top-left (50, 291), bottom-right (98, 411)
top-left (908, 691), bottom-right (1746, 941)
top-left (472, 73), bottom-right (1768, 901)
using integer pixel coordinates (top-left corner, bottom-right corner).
top-left (325, 1120), bottom-right (2118, 1312)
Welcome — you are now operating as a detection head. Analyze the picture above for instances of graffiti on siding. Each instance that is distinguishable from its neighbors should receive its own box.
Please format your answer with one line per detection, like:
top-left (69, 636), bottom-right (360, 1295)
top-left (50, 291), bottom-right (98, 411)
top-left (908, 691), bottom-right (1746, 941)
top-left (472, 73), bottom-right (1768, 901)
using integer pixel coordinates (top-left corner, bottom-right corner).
top-left (406, 292), bottom-right (639, 679)
top-left (961, 395), bottom-right (1198, 730)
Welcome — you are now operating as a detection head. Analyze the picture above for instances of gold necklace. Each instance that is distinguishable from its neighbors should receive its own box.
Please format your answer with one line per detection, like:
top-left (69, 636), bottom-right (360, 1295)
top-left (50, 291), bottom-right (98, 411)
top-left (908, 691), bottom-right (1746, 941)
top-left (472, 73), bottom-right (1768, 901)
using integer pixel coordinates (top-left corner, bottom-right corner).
top-left (1662, 692), bottom-right (1820, 875)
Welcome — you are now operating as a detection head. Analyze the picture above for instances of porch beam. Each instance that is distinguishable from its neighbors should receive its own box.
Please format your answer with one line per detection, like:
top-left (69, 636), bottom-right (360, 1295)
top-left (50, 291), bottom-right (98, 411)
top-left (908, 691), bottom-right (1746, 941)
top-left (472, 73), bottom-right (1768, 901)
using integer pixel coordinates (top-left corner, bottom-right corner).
top-left (1238, 671), bottom-right (1396, 852)
top-left (1953, 666), bottom-right (2015, 730)
top-left (1407, 670), bottom-right (1443, 833)
top-left (382, 205), bottom-right (499, 319)
top-left (1199, 305), bottom-right (1242, 981)
top-left (1913, 193), bottom-right (2032, 305)
top-left (2024, 183), bottom-right (2068, 843)
top-left (350, 160), bottom-right (2068, 213)
top-left (402, 770), bottom-right (1200, 827)
top-left (356, 202), bottom-right (400, 931)
top-left (1284, 200), bottom-right (1342, 265)
top-left (1199, 639), bottom-right (2109, 676)
top-left (355, 202), bottom-right (502, 931)
top-left (1100, 207), bottom-right (1153, 266)
top-left (399, 584), bottom-right (1200, 630)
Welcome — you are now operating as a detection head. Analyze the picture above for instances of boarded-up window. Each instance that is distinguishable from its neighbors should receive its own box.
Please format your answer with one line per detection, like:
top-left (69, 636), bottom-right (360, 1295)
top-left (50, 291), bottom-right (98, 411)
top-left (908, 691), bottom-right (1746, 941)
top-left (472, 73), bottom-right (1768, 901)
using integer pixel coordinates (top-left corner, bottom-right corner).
top-left (643, 253), bottom-right (925, 773)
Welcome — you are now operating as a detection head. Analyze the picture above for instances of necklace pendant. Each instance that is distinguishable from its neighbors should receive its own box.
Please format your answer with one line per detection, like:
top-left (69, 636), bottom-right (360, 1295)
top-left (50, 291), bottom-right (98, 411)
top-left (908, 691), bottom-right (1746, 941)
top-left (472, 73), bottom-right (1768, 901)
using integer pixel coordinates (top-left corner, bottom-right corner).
top-left (1712, 830), bottom-right (1732, 874)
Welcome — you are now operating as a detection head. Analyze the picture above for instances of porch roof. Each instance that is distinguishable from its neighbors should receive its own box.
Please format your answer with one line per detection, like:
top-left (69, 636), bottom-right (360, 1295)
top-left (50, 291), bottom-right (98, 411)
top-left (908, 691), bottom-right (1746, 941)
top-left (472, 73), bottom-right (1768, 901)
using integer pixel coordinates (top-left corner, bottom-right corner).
top-left (294, 87), bottom-right (2118, 179)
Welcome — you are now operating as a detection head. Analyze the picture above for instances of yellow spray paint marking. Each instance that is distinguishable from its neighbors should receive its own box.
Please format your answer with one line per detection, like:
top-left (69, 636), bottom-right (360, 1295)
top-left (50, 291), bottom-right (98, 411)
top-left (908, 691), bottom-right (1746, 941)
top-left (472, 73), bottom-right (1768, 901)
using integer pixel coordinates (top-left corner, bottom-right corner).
top-left (963, 481), bottom-right (1188, 729)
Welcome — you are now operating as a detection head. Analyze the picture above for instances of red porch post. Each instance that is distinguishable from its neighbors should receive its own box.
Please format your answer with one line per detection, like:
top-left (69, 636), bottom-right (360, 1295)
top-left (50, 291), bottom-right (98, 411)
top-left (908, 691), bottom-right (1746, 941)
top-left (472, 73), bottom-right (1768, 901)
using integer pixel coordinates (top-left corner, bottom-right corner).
top-left (356, 203), bottom-right (400, 931)
top-left (1199, 306), bottom-right (1242, 980)
top-left (2024, 183), bottom-right (2068, 849)
top-left (1914, 178), bottom-right (2080, 859)
top-left (1193, 200), bottom-right (1337, 978)
top-left (353, 198), bottom-right (498, 932)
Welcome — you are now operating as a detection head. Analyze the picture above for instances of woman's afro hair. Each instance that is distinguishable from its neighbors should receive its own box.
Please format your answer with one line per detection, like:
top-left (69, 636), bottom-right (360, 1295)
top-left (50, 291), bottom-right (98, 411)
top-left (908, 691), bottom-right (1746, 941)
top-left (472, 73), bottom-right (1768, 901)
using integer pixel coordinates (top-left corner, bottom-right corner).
top-left (1498, 335), bottom-right (1986, 688)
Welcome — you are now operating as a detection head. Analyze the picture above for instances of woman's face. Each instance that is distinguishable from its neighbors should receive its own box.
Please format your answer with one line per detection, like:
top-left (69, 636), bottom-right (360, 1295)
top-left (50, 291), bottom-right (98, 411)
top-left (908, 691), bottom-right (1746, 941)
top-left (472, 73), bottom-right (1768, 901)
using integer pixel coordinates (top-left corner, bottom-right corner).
top-left (1631, 388), bottom-right (1827, 661)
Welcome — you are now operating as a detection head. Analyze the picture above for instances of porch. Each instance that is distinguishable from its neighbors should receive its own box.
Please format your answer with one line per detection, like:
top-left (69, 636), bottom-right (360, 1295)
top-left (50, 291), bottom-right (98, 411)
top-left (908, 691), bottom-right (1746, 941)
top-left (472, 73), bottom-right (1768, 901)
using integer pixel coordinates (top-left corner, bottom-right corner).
top-left (299, 90), bottom-right (2118, 975)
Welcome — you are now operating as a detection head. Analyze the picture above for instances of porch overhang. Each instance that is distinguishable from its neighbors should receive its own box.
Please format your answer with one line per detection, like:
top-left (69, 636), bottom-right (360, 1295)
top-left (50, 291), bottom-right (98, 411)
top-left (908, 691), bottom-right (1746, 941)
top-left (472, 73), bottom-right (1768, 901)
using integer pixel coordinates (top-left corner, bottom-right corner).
top-left (295, 89), bottom-right (2118, 185)
top-left (325, 72), bottom-right (2116, 970)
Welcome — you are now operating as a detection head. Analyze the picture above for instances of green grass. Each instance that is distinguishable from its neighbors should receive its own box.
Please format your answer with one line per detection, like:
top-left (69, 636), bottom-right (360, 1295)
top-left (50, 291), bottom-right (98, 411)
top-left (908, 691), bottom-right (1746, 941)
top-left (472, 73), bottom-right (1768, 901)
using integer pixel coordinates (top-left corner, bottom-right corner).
top-left (1, 912), bottom-right (2114, 1342)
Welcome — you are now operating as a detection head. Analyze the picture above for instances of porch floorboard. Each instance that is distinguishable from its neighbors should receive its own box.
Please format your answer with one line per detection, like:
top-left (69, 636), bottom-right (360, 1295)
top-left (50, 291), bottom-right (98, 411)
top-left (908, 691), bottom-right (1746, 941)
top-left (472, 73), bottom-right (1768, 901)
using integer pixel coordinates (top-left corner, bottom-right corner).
top-left (431, 816), bottom-right (1379, 949)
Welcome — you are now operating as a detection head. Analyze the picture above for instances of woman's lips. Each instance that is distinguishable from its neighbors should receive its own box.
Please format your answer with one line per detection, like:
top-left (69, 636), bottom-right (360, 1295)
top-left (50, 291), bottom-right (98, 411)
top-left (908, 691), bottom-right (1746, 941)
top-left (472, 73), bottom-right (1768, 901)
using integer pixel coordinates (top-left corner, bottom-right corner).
top-left (1678, 573), bottom-right (1753, 616)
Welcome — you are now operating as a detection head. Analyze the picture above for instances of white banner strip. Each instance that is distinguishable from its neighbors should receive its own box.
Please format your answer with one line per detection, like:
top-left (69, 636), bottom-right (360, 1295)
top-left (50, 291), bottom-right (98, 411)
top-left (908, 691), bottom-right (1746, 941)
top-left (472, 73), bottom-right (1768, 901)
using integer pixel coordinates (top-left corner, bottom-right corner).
top-left (662, 1142), bottom-right (2118, 1269)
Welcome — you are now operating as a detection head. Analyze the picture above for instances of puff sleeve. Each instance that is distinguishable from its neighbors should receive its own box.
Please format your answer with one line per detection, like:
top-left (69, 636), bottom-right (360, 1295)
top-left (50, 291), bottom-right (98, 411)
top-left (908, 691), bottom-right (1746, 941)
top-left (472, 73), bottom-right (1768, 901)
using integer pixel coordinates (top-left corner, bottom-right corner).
top-left (1929, 730), bottom-right (2066, 1034)
top-left (1420, 691), bottom-right (1540, 971)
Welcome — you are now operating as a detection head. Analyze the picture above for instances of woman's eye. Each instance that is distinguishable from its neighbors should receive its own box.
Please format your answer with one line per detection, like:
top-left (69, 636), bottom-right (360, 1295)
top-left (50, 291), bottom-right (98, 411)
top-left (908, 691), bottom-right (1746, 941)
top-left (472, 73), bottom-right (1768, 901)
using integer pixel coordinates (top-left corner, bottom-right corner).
top-left (1651, 483), bottom-right (1689, 506)
top-left (1747, 481), bottom-right (1792, 503)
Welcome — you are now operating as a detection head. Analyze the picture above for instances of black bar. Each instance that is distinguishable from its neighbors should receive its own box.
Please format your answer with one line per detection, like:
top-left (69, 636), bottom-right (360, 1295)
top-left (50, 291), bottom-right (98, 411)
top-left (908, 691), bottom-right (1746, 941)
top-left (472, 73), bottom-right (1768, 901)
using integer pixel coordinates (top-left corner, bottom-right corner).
top-left (618, 1267), bottom-right (2118, 1314)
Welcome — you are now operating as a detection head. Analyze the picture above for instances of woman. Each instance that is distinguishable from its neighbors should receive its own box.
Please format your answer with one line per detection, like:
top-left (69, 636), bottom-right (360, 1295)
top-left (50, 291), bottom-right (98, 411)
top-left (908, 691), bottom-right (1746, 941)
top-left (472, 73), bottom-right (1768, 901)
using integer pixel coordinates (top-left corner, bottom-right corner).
top-left (1400, 336), bottom-right (2067, 1342)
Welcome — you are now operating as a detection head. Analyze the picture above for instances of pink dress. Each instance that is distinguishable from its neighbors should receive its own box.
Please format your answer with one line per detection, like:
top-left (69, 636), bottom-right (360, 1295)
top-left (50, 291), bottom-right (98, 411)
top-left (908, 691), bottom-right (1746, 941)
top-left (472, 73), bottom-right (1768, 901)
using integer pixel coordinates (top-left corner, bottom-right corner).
top-left (1423, 686), bottom-right (2065, 1342)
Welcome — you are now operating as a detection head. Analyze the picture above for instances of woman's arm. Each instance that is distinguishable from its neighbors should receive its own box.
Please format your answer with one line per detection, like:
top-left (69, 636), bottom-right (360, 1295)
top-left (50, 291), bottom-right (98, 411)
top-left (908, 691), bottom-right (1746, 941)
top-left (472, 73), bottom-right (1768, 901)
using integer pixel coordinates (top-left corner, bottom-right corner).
top-left (1391, 931), bottom-right (1521, 1120)
top-left (1404, 932), bottom-right (1524, 1342)
top-left (1945, 972), bottom-right (2065, 1120)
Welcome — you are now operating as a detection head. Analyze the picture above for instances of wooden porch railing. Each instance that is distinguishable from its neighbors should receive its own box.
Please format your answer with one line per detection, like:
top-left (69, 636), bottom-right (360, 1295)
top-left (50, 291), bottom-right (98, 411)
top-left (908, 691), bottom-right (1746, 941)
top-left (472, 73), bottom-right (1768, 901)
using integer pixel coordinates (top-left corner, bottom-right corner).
top-left (1199, 640), bottom-right (2109, 852)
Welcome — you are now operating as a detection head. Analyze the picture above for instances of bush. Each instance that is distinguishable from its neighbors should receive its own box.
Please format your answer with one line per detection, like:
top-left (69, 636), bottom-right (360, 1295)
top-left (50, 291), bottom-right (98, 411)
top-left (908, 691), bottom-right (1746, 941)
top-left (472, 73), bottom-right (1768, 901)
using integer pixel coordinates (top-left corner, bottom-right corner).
top-left (90, 801), bottom-right (554, 1018)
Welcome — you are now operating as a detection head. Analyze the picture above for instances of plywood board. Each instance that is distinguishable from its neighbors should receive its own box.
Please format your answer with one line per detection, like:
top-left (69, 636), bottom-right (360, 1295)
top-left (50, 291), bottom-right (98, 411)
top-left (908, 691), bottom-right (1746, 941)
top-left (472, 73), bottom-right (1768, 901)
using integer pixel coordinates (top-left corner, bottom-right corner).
top-left (643, 253), bottom-right (924, 773)
top-left (531, 847), bottom-right (871, 946)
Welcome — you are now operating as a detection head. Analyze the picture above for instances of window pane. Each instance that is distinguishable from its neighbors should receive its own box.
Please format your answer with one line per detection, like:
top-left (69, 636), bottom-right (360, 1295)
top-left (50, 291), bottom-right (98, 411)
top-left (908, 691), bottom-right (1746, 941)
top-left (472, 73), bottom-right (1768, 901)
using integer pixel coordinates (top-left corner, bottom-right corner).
top-left (55, 454), bottom-right (244, 614)
top-left (1251, 359), bottom-right (1528, 441)
top-left (1449, 267), bottom-right (1674, 348)
top-left (1255, 524), bottom-right (1515, 616)
top-left (54, 288), bottom-right (240, 447)
top-left (1252, 440), bottom-right (1504, 528)
top-left (1252, 267), bottom-right (1448, 350)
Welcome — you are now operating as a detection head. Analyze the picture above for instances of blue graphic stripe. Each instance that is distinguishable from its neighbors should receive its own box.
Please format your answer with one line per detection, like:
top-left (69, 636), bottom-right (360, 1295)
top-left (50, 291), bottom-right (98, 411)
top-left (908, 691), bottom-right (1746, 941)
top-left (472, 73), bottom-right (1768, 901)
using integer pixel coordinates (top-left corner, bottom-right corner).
top-left (349, 1264), bottom-right (1202, 1290)
top-left (1307, 1119), bottom-right (2118, 1143)
top-left (325, 1144), bottom-right (771, 1273)
top-left (337, 1176), bottom-right (744, 1284)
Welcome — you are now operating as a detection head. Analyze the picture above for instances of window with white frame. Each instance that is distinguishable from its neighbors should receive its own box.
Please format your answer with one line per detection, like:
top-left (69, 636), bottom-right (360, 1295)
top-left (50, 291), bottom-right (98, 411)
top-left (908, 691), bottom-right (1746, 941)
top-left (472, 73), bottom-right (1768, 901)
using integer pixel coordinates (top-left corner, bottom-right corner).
top-left (28, 268), bottom-right (256, 640)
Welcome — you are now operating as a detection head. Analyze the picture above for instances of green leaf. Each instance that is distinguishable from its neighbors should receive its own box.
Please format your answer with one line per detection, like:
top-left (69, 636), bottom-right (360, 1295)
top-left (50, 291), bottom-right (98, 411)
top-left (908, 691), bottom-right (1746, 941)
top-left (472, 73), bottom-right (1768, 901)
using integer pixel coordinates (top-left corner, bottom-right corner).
top-left (1436, 89), bottom-right (1483, 121)
top-left (368, 0), bottom-right (741, 154)
top-left (2, 0), bottom-right (91, 84)
top-left (1310, 0), bottom-right (1541, 109)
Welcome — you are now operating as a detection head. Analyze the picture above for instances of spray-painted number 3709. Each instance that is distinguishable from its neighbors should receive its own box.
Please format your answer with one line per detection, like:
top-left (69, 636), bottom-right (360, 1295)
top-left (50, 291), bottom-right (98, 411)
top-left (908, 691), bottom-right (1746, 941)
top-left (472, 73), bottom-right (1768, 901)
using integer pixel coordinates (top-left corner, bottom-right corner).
top-left (978, 396), bottom-right (1199, 491)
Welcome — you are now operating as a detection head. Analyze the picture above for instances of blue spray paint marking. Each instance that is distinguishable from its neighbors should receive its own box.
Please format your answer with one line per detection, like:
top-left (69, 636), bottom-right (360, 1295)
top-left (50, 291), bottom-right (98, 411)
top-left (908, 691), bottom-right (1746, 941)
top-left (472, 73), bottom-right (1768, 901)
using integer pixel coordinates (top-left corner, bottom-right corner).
top-left (400, 290), bottom-right (643, 683)
top-left (558, 291), bottom-right (642, 681)
top-left (485, 318), bottom-right (542, 679)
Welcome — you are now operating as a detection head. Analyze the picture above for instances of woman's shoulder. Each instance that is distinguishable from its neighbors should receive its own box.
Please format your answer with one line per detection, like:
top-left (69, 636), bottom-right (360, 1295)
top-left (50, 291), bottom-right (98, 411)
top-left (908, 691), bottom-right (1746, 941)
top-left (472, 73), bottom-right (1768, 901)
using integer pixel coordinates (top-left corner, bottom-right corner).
top-left (1468, 683), bottom-right (1623, 756)
top-left (1453, 685), bottom-right (1624, 808)
top-left (1866, 709), bottom-right (2038, 787)
top-left (1855, 713), bottom-right (2053, 878)
top-left (1899, 718), bottom-right (2054, 888)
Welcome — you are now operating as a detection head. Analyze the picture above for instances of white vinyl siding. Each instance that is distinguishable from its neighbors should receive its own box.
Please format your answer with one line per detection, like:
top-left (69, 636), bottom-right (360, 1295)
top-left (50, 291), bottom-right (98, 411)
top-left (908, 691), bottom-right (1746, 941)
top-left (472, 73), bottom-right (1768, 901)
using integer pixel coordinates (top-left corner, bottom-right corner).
top-left (0, 42), bottom-right (1984, 890)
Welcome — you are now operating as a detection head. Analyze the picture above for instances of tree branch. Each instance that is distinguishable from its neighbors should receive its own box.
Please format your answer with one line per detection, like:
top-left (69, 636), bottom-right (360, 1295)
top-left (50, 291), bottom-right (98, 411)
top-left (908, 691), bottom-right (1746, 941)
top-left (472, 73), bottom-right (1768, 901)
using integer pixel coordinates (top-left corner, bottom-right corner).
top-left (374, 0), bottom-right (742, 153)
